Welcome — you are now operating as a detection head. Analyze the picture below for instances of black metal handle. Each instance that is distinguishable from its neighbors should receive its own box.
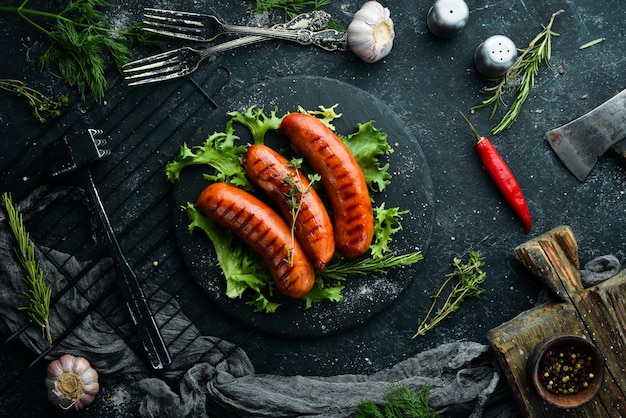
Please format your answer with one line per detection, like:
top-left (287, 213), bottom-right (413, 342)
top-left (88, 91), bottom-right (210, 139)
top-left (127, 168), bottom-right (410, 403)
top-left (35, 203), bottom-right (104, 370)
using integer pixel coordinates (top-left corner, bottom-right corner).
top-left (84, 171), bottom-right (172, 369)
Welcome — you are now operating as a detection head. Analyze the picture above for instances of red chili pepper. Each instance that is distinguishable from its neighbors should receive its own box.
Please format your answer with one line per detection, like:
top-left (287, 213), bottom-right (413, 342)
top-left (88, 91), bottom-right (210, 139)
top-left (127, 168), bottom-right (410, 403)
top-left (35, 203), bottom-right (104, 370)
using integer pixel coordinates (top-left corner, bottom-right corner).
top-left (458, 111), bottom-right (532, 233)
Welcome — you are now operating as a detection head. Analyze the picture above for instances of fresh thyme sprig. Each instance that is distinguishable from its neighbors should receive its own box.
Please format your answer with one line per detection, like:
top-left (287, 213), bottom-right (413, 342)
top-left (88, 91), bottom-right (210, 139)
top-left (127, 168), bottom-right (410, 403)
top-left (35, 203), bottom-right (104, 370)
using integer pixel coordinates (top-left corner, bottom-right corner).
top-left (472, 10), bottom-right (564, 135)
top-left (284, 158), bottom-right (320, 265)
top-left (0, 0), bottom-right (155, 102)
top-left (0, 79), bottom-right (68, 122)
top-left (2, 192), bottom-right (53, 345)
top-left (412, 251), bottom-right (485, 339)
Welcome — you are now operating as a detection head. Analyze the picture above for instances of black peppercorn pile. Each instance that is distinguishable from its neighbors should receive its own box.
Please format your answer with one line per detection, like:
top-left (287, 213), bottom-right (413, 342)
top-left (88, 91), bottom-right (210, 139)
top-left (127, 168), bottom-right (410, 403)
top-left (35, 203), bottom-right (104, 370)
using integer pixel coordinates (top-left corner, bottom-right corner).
top-left (538, 345), bottom-right (596, 395)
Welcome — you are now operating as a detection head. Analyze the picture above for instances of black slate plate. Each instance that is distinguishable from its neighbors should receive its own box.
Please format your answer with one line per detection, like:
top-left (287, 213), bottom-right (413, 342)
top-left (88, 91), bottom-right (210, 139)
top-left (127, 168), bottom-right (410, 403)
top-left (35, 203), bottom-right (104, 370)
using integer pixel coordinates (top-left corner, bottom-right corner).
top-left (173, 76), bottom-right (434, 337)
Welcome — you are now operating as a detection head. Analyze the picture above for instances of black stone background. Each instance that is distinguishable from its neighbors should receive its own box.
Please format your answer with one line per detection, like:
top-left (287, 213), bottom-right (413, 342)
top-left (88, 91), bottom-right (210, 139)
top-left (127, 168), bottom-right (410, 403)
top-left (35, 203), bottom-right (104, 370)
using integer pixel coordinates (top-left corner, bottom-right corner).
top-left (0, 0), bottom-right (624, 416)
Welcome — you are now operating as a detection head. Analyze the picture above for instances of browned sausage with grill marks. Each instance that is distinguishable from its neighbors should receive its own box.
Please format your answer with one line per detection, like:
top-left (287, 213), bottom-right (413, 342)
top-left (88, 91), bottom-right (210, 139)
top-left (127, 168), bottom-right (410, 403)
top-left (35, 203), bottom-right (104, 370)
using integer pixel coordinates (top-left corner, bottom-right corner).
top-left (196, 182), bottom-right (315, 298)
top-left (280, 113), bottom-right (373, 258)
top-left (244, 144), bottom-right (335, 270)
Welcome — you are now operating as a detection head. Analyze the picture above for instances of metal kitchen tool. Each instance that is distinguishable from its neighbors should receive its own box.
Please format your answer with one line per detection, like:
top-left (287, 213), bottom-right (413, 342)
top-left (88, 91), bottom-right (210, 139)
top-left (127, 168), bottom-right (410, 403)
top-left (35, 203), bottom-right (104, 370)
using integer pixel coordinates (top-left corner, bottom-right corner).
top-left (547, 88), bottom-right (626, 181)
top-left (123, 11), bottom-right (347, 86)
top-left (47, 129), bottom-right (172, 370)
top-left (123, 37), bottom-right (268, 86)
top-left (142, 8), bottom-right (334, 43)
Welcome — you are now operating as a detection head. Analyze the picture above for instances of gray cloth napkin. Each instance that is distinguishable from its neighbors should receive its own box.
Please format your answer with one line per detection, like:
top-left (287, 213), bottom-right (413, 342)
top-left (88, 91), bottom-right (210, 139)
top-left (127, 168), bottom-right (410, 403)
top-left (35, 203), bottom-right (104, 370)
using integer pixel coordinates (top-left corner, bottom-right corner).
top-left (580, 255), bottom-right (621, 287)
top-left (0, 187), bottom-right (518, 417)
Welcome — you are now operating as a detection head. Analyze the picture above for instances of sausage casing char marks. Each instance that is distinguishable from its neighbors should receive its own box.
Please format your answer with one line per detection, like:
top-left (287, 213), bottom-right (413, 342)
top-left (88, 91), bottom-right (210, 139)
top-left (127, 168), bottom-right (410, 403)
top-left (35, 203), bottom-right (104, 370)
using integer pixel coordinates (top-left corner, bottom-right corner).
top-left (195, 182), bottom-right (315, 298)
top-left (280, 113), bottom-right (374, 258)
top-left (244, 144), bottom-right (335, 270)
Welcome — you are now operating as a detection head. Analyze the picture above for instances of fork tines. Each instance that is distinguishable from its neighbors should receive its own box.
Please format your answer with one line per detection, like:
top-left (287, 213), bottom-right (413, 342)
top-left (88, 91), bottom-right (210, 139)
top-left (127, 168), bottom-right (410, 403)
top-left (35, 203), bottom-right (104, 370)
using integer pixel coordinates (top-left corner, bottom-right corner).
top-left (122, 48), bottom-right (197, 86)
top-left (143, 8), bottom-right (208, 42)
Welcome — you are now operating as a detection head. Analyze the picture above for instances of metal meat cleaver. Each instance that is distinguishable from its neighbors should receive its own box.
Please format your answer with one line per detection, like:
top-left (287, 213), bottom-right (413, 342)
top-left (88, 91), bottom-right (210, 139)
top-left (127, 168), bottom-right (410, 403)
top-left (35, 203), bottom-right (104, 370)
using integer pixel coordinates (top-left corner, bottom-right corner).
top-left (547, 88), bottom-right (626, 181)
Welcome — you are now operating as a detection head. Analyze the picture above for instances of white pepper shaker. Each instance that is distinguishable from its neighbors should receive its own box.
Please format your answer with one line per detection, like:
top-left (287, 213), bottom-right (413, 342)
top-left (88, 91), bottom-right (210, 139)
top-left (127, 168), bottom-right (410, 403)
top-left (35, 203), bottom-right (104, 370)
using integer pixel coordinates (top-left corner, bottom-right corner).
top-left (474, 35), bottom-right (518, 78)
top-left (427, 0), bottom-right (469, 39)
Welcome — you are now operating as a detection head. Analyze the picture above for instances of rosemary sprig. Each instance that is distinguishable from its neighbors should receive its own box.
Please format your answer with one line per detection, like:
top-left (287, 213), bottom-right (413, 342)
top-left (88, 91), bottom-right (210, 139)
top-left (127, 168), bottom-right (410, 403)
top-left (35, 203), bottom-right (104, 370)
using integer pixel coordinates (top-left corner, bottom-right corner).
top-left (412, 251), bottom-right (485, 339)
top-left (2, 192), bottom-right (53, 345)
top-left (0, 79), bottom-right (68, 122)
top-left (319, 252), bottom-right (423, 281)
top-left (0, 0), bottom-right (155, 102)
top-left (472, 10), bottom-right (564, 135)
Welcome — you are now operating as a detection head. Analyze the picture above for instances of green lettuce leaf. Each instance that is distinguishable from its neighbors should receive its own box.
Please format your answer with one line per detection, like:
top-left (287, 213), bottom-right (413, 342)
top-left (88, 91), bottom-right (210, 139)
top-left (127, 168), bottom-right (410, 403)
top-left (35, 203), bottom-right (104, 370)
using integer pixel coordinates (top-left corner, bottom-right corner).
top-left (342, 121), bottom-right (393, 192)
top-left (184, 203), bottom-right (281, 313)
top-left (165, 120), bottom-right (251, 189)
top-left (228, 105), bottom-right (283, 144)
top-left (371, 203), bottom-right (409, 259)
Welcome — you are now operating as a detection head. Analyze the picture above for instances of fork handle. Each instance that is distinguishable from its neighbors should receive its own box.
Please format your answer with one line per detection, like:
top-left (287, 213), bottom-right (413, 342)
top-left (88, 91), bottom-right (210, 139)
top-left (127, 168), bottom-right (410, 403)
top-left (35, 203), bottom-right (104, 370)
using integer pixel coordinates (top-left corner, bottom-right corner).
top-left (83, 171), bottom-right (172, 370)
top-left (223, 25), bottom-right (348, 51)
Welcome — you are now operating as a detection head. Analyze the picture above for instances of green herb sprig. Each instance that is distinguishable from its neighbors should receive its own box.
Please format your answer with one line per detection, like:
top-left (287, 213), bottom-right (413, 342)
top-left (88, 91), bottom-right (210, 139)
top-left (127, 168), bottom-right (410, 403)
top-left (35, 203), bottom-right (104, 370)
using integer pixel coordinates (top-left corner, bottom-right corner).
top-left (254, 0), bottom-right (331, 21)
top-left (0, 79), bottom-right (68, 122)
top-left (472, 10), bottom-right (564, 135)
top-left (284, 158), bottom-right (321, 266)
top-left (319, 252), bottom-right (423, 281)
top-left (0, 0), bottom-right (155, 102)
top-left (355, 383), bottom-right (440, 418)
top-left (412, 251), bottom-right (485, 339)
top-left (2, 192), bottom-right (53, 345)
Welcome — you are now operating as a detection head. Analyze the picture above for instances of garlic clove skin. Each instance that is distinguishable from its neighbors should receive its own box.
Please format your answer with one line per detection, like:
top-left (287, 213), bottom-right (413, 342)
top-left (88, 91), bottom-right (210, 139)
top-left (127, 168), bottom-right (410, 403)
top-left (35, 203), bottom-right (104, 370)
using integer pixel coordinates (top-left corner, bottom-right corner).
top-left (347, 1), bottom-right (395, 63)
top-left (45, 354), bottom-right (100, 411)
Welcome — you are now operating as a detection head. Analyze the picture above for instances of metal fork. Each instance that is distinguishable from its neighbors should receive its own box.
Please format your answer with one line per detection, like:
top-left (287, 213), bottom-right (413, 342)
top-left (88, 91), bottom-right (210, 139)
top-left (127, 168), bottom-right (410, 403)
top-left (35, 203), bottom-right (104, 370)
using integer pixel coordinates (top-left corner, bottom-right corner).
top-left (141, 8), bottom-right (347, 51)
top-left (143, 8), bottom-right (333, 42)
top-left (123, 37), bottom-right (266, 85)
top-left (123, 12), bottom-right (347, 86)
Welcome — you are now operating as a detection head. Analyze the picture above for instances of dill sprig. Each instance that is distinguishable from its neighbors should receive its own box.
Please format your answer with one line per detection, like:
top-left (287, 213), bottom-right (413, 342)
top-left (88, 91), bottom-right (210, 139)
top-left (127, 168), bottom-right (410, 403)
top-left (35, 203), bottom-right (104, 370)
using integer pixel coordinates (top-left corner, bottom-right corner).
top-left (0, 0), bottom-right (155, 102)
top-left (2, 192), bottom-right (53, 345)
top-left (412, 251), bottom-right (486, 339)
top-left (0, 79), bottom-right (68, 122)
top-left (472, 10), bottom-right (564, 135)
top-left (355, 383), bottom-right (440, 418)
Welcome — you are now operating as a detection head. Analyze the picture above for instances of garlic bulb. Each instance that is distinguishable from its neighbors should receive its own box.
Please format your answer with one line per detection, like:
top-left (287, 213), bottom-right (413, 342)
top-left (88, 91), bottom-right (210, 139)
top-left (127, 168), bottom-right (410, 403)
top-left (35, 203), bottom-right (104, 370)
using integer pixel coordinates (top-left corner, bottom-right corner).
top-left (45, 354), bottom-right (100, 411)
top-left (347, 1), bottom-right (395, 63)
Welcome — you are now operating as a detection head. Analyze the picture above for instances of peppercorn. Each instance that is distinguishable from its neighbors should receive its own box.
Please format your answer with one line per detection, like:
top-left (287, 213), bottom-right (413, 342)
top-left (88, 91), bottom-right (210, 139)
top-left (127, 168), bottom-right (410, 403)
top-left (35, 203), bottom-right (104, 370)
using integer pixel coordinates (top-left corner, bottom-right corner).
top-left (537, 343), bottom-right (596, 395)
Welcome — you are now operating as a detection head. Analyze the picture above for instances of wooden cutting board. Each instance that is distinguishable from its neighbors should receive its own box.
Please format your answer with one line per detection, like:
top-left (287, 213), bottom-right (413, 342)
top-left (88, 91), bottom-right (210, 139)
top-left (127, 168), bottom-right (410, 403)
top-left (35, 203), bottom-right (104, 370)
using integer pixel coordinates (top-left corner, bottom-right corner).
top-left (488, 225), bottom-right (626, 417)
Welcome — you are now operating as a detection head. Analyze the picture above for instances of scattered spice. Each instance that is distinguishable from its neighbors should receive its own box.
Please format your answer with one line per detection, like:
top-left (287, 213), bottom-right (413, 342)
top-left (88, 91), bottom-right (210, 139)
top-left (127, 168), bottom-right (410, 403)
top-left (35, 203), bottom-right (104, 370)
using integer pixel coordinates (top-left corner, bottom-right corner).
top-left (538, 344), bottom-right (597, 395)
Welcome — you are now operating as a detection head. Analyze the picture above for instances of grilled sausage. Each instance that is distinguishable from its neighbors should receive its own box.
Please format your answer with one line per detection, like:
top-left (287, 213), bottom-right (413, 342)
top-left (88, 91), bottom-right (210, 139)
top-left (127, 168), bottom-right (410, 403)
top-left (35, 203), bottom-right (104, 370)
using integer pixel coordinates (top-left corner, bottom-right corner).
top-left (280, 113), bottom-right (374, 258)
top-left (244, 144), bottom-right (335, 270)
top-left (196, 182), bottom-right (315, 298)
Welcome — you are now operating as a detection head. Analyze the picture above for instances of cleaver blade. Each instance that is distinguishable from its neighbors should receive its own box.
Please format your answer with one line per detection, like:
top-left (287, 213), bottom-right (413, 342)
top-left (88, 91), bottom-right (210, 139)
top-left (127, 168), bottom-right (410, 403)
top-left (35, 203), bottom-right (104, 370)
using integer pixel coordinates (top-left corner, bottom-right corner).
top-left (546, 88), bottom-right (626, 181)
